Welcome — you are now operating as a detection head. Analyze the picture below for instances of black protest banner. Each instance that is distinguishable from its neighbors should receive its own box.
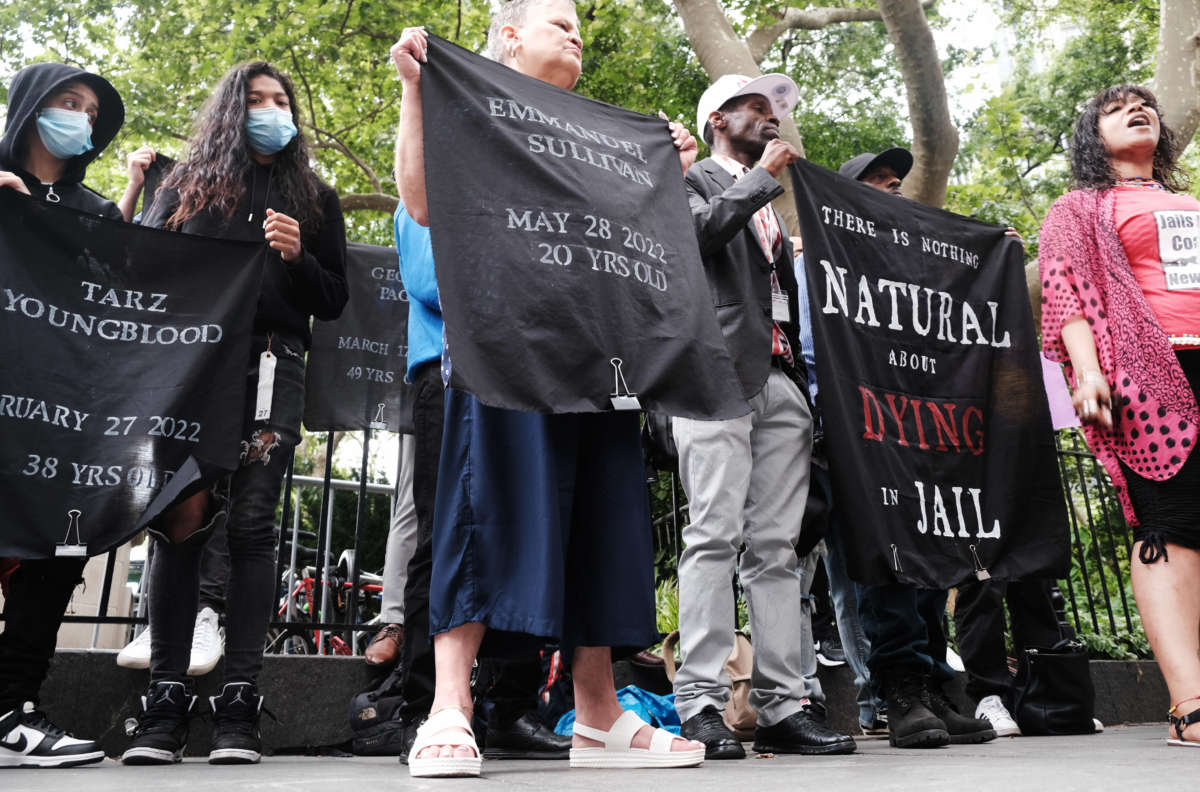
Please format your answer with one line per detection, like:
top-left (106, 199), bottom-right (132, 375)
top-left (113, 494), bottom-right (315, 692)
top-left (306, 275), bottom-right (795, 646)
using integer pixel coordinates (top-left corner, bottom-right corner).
top-left (420, 35), bottom-right (746, 419)
top-left (304, 242), bottom-right (413, 434)
top-left (0, 192), bottom-right (261, 559)
top-left (789, 158), bottom-right (1069, 587)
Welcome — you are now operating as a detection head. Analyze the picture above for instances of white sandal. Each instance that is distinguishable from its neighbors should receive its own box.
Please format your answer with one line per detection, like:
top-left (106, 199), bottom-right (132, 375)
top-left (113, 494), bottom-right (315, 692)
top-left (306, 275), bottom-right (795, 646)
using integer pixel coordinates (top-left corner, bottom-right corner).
top-left (571, 710), bottom-right (704, 769)
top-left (408, 707), bottom-right (482, 778)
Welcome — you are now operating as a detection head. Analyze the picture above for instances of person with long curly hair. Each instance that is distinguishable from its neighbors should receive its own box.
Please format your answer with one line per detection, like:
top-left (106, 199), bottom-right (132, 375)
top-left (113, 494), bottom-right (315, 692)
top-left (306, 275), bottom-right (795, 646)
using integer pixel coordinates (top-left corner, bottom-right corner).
top-left (1039, 84), bottom-right (1200, 748)
top-left (120, 61), bottom-right (347, 765)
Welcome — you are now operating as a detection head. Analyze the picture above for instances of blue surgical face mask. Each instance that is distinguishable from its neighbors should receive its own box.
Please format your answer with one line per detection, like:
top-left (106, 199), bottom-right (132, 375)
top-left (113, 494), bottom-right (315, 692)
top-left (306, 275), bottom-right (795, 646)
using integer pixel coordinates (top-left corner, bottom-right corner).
top-left (35, 108), bottom-right (94, 160)
top-left (246, 106), bottom-right (298, 155)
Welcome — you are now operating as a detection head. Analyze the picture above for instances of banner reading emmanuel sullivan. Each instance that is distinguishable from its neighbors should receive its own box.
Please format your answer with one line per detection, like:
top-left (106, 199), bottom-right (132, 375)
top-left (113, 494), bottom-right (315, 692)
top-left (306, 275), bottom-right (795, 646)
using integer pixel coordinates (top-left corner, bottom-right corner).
top-left (0, 193), bottom-right (261, 559)
top-left (420, 35), bottom-right (746, 419)
top-left (305, 242), bottom-right (413, 434)
top-left (789, 159), bottom-right (1069, 588)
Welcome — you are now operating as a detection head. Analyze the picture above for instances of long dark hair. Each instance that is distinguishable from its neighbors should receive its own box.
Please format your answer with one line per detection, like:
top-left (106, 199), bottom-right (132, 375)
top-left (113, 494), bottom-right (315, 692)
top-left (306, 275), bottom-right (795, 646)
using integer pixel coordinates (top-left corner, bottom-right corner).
top-left (1070, 84), bottom-right (1188, 192)
top-left (163, 61), bottom-right (322, 230)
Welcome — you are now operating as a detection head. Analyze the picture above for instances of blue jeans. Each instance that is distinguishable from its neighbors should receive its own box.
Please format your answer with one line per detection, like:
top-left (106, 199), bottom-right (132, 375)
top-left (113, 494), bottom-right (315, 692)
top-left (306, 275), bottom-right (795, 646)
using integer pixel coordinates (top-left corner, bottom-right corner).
top-left (812, 465), bottom-right (879, 726)
top-left (857, 581), bottom-right (955, 686)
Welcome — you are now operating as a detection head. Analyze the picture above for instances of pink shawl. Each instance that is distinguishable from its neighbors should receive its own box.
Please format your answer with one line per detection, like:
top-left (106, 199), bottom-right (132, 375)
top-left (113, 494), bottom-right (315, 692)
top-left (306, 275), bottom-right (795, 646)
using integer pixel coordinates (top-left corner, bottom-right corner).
top-left (1039, 188), bottom-right (1200, 524)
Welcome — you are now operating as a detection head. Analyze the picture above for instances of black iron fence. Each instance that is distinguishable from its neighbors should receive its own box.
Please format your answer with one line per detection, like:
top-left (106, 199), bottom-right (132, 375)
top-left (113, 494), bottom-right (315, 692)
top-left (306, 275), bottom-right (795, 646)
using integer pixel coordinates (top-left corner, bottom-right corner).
top-left (23, 428), bottom-right (1147, 659)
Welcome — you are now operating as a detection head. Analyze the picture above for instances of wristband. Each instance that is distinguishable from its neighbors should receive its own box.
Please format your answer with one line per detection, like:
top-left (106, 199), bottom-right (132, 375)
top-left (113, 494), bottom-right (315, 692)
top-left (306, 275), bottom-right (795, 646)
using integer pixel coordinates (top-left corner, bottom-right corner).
top-left (1079, 370), bottom-right (1106, 387)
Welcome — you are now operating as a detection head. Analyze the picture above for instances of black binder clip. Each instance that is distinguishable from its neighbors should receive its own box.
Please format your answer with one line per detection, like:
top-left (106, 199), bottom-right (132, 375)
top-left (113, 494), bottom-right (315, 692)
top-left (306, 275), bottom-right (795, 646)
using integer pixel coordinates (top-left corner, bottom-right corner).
top-left (368, 402), bottom-right (388, 431)
top-left (55, 509), bottom-right (87, 557)
top-left (609, 357), bottom-right (642, 411)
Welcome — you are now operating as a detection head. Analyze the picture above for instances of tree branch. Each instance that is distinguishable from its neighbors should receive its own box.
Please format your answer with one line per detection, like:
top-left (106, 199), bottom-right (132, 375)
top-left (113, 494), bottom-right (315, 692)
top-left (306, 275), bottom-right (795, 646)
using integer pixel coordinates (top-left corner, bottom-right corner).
top-left (877, 0), bottom-right (957, 207)
top-left (289, 47), bottom-right (321, 145)
top-left (747, 0), bottom-right (937, 64)
top-left (339, 192), bottom-right (400, 213)
top-left (308, 125), bottom-right (383, 194)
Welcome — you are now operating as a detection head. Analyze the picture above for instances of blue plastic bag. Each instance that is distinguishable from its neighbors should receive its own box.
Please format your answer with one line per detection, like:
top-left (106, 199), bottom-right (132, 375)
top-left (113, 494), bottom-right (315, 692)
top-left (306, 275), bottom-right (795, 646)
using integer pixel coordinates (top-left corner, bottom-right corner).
top-left (555, 685), bottom-right (682, 736)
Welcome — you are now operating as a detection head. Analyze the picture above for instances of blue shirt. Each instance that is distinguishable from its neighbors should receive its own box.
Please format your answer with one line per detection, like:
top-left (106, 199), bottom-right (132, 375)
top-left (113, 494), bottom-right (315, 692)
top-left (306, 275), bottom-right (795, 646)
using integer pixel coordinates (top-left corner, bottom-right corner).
top-left (792, 252), bottom-right (819, 406)
top-left (394, 205), bottom-right (442, 380)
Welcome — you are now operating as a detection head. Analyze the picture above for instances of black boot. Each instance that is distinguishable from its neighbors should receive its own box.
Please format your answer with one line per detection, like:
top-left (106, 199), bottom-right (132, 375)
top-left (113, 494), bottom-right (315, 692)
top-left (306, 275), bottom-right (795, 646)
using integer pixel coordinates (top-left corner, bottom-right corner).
top-left (121, 681), bottom-right (196, 764)
top-left (923, 682), bottom-right (995, 744)
top-left (882, 672), bottom-right (949, 749)
top-left (209, 682), bottom-right (265, 764)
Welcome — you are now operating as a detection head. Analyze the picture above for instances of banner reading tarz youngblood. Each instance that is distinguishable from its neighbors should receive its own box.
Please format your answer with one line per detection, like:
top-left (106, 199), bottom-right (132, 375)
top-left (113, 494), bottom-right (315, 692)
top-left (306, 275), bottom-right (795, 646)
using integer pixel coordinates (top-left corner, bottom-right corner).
top-left (420, 35), bottom-right (747, 419)
top-left (304, 242), bottom-right (413, 434)
top-left (0, 192), bottom-right (261, 559)
top-left (789, 158), bottom-right (1069, 587)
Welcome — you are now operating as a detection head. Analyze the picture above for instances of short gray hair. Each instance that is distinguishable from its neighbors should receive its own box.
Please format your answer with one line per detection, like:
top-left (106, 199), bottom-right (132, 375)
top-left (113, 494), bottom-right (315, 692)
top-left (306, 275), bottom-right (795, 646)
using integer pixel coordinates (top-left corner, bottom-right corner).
top-left (486, 0), bottom-right (577, 62)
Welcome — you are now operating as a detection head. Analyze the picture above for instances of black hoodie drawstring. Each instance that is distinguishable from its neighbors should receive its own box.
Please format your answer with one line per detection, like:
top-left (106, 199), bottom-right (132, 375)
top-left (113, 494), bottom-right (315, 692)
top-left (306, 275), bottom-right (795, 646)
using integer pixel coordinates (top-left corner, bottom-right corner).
top-left (246, 166), bottom-right (272, 225)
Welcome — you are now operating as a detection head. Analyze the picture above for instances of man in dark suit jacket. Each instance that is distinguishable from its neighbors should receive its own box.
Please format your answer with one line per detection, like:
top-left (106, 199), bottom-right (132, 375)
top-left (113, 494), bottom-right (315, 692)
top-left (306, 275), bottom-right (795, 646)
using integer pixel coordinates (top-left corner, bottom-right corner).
top-left (671, 73), bottom-right (855, 759)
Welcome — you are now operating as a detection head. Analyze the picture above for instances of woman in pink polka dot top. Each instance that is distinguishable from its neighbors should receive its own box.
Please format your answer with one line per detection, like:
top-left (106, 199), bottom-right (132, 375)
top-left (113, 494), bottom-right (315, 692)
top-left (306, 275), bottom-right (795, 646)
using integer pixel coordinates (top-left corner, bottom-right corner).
top-left (1040, 84), bottom-right (1200, 748)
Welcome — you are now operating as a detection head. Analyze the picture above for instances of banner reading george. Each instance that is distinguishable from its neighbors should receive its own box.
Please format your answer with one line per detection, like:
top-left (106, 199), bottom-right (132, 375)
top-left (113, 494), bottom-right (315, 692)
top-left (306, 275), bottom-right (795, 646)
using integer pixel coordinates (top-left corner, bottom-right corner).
top-left (420, 35), bottom-right (746, 419)
top-left (789, 158), bottom-right (1069, 587)
top-left (304, 242), bottom-right (413, 434)
top-left (0, 193), bottom-right (262, 558)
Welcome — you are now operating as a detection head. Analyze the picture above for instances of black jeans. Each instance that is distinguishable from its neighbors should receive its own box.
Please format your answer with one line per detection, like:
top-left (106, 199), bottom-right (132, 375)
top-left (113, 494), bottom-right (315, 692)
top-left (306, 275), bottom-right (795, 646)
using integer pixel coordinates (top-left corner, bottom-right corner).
top-left (953, 578), bottom-right (1070, 702)
top-left (397, 361), bottom-right (445, 721)
top-left (0, 557), bottom-right (87, 711)
top-left (858, 582), bottom-right (955, 685)
top-left (149, 335), bottom-right (303, 685)
top-left (143, 519), bottom-right (228, 616)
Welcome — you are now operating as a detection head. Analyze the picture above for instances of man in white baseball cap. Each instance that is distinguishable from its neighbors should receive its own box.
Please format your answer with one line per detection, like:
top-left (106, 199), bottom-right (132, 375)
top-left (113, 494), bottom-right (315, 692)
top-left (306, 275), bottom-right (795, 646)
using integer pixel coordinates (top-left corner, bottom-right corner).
top-left (695, 73), bottom-right (799, 147)
top-left (672, 72), bottom-right (857, 760)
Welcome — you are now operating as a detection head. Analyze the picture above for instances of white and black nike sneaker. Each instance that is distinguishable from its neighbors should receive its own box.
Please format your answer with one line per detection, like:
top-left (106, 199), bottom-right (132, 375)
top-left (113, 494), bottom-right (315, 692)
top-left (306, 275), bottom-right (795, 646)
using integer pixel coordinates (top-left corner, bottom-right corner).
top-left (121, 681), bottom-right (196, 765)
top-left (208, 682), bottom-right (264, 764)
top-left (0, 701), bottom-right (105, 768)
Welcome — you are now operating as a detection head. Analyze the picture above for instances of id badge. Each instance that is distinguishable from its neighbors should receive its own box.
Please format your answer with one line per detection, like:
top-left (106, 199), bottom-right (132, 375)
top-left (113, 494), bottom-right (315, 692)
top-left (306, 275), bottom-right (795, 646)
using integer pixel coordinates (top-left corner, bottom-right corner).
top-left (772, 290), bottom-right (790, 322)
top-left (254, 350), bottom-right (276, 421)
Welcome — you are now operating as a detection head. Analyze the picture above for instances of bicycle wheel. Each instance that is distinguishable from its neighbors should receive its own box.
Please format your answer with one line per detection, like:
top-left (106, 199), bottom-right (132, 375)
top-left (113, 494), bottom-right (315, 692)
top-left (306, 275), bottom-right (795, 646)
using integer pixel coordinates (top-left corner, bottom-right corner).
top-left (265, 626), bottom-right (316, 655)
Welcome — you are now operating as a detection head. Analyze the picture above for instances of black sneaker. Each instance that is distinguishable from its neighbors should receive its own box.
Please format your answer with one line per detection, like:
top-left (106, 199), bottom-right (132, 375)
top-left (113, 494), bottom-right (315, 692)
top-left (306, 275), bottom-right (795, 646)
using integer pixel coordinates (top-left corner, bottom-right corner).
top-left (923, 682), bottom-right (996, 744)
top-left (881, 672), bottom-right (949, 749)
top-left (209, 682), bottom-right (264, 764)
top-left (121, 681), bottom-right (196, 764)
top-left (0, 702), bottom-right (105, 767)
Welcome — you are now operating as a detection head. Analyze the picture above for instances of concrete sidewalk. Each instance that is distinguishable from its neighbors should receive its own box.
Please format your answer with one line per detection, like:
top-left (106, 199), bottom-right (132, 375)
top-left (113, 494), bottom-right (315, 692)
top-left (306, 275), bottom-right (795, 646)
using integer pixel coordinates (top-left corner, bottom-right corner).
top-left (1, 724), bottom-right (1181, 792)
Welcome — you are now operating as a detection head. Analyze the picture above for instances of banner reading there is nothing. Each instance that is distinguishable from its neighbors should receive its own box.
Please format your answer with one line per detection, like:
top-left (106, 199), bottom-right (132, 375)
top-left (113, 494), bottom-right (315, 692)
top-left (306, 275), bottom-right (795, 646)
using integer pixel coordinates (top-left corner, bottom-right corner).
top-left (790, 159), bottom-right (1069, 588)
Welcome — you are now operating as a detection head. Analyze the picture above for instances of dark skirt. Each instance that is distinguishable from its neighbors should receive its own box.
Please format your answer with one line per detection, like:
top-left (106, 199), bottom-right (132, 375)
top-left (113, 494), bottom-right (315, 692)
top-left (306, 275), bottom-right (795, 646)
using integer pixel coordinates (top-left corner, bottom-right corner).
top-left (428, 388), bottom-right (658, 660)
top-left (1120, 349), bottom-right (1200, 562)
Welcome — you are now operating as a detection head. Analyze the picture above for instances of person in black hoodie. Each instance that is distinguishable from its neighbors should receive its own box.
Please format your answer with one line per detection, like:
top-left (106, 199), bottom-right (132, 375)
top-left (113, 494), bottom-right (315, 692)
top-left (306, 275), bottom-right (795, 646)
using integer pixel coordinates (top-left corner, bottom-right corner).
top-left (0, 61), bottom-right (148, 769)
top-left (120, 61), bottom-right (347, 766)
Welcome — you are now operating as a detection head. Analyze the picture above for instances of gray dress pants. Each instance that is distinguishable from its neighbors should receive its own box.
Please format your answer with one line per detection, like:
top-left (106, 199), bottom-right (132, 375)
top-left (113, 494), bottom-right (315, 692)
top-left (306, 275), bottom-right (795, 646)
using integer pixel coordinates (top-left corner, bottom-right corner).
top-left (381, 433), bottom-right (418, 625)
top-left (672, 369), bottom-right (815, 727)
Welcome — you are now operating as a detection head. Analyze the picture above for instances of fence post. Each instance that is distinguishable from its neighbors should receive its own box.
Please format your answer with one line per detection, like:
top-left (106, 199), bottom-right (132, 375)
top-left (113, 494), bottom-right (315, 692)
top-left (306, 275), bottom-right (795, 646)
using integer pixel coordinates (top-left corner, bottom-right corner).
top-left (346, 429), bottom-right (372, 653)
